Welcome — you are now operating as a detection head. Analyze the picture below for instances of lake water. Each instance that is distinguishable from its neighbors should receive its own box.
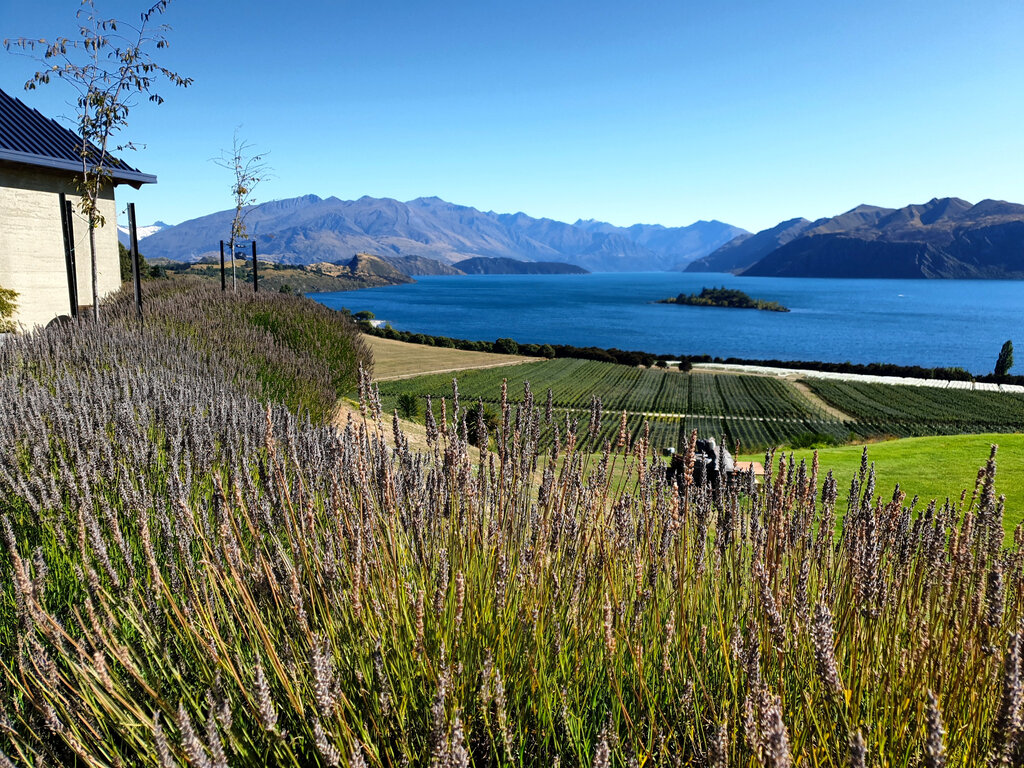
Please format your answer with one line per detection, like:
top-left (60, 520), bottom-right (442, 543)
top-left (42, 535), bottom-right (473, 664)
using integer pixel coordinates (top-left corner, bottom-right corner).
top-left (310, 273), bottom-right (1022, 375)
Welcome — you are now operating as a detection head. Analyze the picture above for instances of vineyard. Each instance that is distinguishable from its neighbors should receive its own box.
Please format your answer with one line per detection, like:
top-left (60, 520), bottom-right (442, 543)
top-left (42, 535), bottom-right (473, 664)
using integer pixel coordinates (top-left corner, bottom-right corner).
top-left (806, 379), bottom-right (1024, 439)
top-left (377, 359), bottom-right (1024, 451)
top-left (377, 360), bottom-right (842, 451)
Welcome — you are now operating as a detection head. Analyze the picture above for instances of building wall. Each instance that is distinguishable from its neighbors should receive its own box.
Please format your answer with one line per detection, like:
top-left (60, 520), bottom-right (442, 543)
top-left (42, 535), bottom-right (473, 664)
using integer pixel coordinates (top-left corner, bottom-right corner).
top-left (0, 165), bottom-right (121, 330)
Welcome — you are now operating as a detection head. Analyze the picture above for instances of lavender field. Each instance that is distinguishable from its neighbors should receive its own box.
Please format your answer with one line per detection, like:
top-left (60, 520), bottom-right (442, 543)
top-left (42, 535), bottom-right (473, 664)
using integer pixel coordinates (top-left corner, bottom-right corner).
top-left (0, 285), bottom-right (1021, 767)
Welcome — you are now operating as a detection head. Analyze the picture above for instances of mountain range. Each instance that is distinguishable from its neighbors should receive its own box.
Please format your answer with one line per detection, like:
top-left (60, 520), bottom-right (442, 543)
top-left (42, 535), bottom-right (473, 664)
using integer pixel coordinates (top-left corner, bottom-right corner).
top-left (135, 195), bottom-right (746, 273)
top-left (688, 198), bottom-right (1024, 279)
top-left (133, 195), bottom-right (1024, 280)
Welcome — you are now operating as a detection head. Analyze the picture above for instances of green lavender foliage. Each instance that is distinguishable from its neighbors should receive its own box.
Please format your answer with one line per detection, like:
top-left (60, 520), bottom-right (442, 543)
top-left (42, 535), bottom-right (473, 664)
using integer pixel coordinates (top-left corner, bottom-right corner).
top-left (1, 311), bottom-right (1024, 766)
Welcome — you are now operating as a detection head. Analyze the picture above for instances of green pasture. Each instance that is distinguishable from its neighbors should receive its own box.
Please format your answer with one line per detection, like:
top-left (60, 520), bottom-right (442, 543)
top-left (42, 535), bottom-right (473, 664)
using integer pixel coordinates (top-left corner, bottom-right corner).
top-left (744, 433), bottom-right (1024, 530)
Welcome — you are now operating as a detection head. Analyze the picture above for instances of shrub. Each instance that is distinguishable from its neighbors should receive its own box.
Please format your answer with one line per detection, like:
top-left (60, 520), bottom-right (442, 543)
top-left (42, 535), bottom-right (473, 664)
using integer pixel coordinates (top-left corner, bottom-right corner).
top-left (494, 337), bottom-right (519, 355)
top-left (397, 392), bottom-right (419, 418)
top-left (0, 284), bottom-right (17, 332)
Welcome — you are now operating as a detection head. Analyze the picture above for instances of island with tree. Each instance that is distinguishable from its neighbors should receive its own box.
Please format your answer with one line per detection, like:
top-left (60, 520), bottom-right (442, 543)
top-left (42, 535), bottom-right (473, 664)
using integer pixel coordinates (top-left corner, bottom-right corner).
top-left (659, 286), bottom-right (790, 312)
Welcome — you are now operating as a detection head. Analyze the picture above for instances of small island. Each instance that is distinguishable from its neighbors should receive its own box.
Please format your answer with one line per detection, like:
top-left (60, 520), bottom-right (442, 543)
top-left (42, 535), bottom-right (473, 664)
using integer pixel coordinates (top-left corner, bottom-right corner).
top-left (659, 286), bottom-right (790, 312)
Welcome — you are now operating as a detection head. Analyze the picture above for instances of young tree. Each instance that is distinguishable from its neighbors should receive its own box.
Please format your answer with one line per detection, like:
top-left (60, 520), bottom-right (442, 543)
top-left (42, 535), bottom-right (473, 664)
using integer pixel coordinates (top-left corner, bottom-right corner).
top-left (213, 131), bottom-right (270, 291)
top-left (6, 1), bottom-right (191, 320)
top-left (995, 340), bottom-right (1014, 378)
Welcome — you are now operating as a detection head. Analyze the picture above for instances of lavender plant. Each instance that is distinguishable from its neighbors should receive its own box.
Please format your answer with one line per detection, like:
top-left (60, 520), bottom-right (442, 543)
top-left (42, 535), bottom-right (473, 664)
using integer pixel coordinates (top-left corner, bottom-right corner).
top-left (0, 286), bottom-right (1022, 766)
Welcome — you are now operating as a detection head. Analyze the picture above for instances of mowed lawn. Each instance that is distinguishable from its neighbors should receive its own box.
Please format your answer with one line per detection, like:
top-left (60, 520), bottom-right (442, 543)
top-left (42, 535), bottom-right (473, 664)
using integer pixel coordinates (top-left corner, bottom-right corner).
top-left (744, 433), bottom-right (1024, 530)
top-left (365, 335), bottom-right (537, 380)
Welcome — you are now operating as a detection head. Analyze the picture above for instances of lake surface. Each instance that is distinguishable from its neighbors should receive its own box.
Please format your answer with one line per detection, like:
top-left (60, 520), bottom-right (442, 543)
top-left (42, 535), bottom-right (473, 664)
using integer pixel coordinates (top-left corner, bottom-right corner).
top-left (311, 273), bottom-right (1022, 374)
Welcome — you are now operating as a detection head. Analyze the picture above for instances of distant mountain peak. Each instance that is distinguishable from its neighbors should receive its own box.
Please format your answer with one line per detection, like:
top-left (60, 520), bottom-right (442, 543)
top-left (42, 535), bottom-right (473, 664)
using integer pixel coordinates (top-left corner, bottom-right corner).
top-left (130, 193), bottom-right (748, 271)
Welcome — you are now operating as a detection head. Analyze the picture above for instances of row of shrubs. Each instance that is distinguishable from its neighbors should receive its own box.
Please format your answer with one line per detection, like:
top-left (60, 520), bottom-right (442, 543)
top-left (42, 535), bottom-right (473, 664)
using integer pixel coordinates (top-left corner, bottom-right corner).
top-left (349, 311), bottom-right (997, 380)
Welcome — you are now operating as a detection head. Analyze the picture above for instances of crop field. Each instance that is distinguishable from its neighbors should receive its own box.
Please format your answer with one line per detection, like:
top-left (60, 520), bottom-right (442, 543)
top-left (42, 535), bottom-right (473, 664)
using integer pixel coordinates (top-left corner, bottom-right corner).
top-left (379, 359), bottom-right (825, 418)
top-left (378, 359), bottom-right (1024, 451)
top-left (376, 360), bottom-right (852, 451)
top-left (806, 379), bottom-right (1024, 437)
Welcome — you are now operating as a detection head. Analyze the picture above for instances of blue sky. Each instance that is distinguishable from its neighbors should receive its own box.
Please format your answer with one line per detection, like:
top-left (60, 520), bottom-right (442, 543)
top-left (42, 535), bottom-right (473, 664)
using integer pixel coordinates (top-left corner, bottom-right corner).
top-left (4, 0), bottom-right (1024, 233)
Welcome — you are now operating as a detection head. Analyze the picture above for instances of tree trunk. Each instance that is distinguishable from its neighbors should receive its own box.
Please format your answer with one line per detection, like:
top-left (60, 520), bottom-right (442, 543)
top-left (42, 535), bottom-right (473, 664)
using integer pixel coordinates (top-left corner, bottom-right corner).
top-left (230, 236), bottom-right (236, 291)
top-left (88, 209), bottom-right (99, 321)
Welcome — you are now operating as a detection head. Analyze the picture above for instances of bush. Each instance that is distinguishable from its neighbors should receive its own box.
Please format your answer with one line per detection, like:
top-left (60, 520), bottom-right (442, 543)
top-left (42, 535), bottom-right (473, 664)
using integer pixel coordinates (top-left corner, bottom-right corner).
top-left (494, 337), bottom-right (519, 355)
top-left (397, 393), bottom-right (419, 418)
top-left (0, 284), bottom-right (17, 332)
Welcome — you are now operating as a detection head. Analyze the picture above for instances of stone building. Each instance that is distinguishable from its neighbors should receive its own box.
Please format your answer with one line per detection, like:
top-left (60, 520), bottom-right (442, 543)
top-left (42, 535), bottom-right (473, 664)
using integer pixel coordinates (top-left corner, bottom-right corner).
top-left (0, 87), bottom-right (155, 329)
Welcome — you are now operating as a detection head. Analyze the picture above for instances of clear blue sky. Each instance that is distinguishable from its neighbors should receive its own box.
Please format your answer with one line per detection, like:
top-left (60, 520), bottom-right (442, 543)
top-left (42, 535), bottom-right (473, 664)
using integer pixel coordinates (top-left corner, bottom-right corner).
top-left (4, 0), bottom-right (1024, 233)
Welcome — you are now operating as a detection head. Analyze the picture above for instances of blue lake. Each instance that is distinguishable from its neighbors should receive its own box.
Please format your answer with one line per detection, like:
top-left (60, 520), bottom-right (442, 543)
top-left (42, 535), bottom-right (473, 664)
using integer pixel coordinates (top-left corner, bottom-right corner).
top-left (311, 272), bottom-right (1022, 375)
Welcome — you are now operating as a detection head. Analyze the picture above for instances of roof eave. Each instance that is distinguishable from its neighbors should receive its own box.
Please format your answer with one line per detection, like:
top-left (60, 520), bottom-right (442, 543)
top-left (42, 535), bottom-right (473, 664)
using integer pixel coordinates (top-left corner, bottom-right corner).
top-left (0, 148), bottom-right (157, 186)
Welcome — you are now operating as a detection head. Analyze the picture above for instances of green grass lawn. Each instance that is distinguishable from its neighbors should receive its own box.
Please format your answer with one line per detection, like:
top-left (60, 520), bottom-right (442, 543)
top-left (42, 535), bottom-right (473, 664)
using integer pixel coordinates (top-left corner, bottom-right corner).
top-left (744, 433), bottom-right (1024, 530)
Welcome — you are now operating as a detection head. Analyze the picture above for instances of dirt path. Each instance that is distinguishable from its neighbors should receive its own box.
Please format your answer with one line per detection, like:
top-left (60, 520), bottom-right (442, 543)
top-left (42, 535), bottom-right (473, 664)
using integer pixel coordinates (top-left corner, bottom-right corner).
top-left (789, 379), bottom-right (852, 421)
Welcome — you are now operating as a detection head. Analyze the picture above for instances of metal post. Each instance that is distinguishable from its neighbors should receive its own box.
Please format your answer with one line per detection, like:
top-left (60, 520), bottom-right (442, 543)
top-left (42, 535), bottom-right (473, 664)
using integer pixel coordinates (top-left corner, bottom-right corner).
top-left (58, 193), bottom-right (79, 318)
top-left (251, 240), bottom-right (259, 293)
top-left (128, 203), bottom-right (143, 321)
top-left (219, 241), bottom-right (226, 291)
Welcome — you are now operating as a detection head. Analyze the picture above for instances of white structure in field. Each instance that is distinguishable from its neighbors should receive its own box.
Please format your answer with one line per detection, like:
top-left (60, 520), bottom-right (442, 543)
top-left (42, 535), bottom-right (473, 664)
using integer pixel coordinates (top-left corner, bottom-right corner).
top-left (0, 87), bottom-right (156, 329)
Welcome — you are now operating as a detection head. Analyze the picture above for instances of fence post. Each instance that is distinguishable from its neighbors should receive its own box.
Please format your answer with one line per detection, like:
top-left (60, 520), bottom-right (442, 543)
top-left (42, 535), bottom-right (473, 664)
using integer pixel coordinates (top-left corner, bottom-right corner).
top-left (128, 203), bottom-right (143, 321)
top-left (220, 241), bottom-right (226, 291)
top-left (252, 240), bottom-right (259, 293)
top-left (58, 193), bottom-right (78, 318)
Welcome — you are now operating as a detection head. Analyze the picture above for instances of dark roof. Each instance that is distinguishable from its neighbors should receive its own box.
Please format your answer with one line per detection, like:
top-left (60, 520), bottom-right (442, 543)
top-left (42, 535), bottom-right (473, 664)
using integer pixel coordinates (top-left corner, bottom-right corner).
top-left (0, 86), bottom-right (156, 188)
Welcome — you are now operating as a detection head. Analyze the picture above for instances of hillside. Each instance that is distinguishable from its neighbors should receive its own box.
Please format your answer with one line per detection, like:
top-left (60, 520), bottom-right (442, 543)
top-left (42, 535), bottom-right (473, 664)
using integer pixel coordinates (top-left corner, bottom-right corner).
top-left (381, 254), bottom-right (464, 275)
top-left (739, 198), bottom-right (1024, 278)
top-left (135, 194), bottom-right (747, 272)
top-left (168, 252), bottom-right (414, 292)
top-left (453, 256), bottom-right (587, 274)
top-left (686, 217), bottom-right (813, 273)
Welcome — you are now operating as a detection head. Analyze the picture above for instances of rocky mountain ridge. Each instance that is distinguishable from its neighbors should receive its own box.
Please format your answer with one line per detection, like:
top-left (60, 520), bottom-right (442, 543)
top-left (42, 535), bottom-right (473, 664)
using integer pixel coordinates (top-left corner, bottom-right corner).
top-left (691, 198), bottom-right (1024, 279)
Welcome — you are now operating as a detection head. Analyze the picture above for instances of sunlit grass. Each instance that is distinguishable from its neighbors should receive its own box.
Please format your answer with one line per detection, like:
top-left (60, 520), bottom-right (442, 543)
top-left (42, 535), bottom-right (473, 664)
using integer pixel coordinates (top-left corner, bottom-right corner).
top-left (744, 433), bottom-right (1024, 531)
